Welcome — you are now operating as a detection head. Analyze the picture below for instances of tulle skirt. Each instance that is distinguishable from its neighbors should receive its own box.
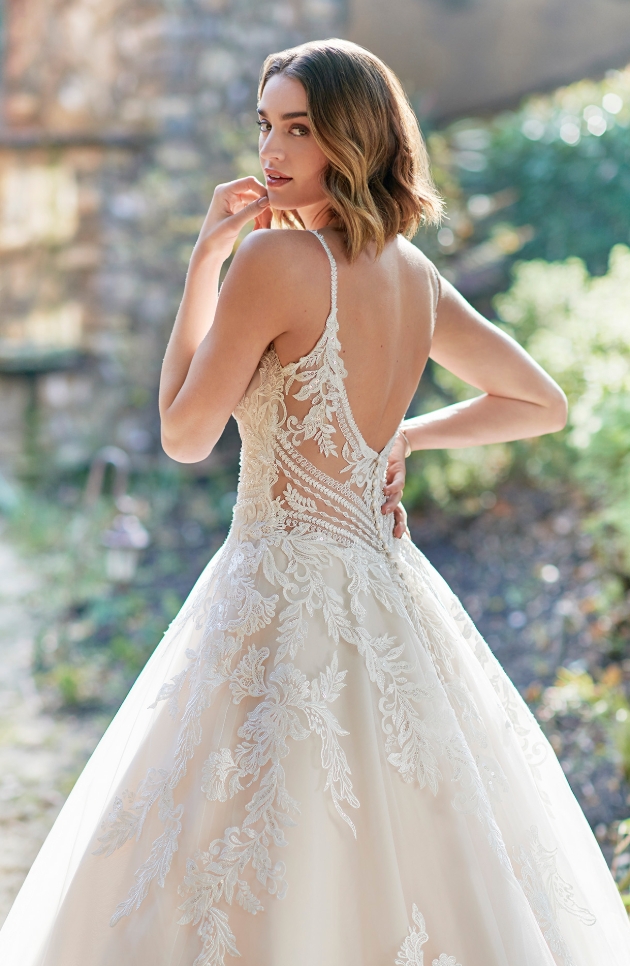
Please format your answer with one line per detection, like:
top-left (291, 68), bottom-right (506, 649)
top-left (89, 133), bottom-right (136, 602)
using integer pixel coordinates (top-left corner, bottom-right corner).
top-left (0, 527), bottom-right (628, 966)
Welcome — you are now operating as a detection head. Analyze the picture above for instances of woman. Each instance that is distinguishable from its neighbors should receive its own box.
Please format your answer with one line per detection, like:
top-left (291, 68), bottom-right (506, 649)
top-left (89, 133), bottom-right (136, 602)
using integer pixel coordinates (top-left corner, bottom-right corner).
top-left (1, 37), bottom-right (629, 966)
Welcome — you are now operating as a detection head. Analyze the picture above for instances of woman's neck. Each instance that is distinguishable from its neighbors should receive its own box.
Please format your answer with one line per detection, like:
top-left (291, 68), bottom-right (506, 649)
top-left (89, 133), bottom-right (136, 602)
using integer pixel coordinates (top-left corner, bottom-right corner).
top-left (295, 199), bottom-right (336, 231)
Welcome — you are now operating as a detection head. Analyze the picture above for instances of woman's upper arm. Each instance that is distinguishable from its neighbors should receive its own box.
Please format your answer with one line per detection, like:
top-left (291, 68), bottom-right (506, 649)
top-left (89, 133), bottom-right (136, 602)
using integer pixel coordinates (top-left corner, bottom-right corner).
top-left (161, 232), bottom-right (290, 462)
top-left (429, 273), bottom-right (567, 412)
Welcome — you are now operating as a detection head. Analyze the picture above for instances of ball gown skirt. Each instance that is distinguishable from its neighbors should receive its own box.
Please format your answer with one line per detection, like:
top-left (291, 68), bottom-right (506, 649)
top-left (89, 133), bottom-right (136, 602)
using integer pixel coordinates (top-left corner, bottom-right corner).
top-left (1, 229), bottom-right (629, 966)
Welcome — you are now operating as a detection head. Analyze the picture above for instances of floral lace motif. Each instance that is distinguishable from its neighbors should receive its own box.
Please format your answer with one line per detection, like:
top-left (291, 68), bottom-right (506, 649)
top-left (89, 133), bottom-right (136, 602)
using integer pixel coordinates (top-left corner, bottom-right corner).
top-left (91, 231), bottom-right (595, 966)
top-left (175, 648), bottom-right (357, 964)
top-left (231, 229), bottom-right (402, 556)
top-left (513, 825), bottom-right (596, 966)
top-left (395, 903), bottom-right (463, 966)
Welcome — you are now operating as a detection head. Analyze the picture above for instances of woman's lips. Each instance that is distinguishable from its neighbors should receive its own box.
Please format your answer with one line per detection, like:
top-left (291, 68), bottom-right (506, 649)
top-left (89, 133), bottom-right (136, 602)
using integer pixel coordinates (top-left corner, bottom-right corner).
top-left (265, 173), bottom-right (292, 188)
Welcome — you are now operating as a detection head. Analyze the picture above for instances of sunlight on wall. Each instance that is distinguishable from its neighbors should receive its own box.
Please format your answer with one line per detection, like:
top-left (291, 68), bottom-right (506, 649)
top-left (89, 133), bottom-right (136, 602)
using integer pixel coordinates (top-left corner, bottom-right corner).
top-left (0, 303), bottom-right (83, 355)
top-left (0, 164), bottom-right (79, 251)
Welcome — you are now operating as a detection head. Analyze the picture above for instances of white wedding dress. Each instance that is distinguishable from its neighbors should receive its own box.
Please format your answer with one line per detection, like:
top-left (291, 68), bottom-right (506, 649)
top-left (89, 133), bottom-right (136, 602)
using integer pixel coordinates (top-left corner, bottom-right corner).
top-left (1, 230), bottom-right (629, 966)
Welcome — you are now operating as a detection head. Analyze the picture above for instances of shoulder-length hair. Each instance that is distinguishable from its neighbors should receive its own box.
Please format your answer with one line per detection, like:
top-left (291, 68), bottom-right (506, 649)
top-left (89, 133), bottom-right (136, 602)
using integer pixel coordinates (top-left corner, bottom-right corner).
top-left (258, 38), bottom-right (444, 259)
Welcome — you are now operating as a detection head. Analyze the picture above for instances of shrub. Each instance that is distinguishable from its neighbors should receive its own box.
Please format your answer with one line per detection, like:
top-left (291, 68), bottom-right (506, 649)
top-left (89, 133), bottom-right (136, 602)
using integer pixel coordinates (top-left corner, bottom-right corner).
top-left (418, 66), bottom-right (630, 281)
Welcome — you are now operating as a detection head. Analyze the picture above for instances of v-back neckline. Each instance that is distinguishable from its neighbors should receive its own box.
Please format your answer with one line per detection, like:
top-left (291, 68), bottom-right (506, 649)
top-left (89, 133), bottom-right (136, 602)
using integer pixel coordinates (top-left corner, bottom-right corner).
top-left (267, 229), bottom-right (401, 462)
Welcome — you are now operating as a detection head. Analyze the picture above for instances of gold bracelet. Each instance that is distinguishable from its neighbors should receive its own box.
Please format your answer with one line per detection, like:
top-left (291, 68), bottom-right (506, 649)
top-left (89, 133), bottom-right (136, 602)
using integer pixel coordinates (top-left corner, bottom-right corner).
top-left (399, 429), bottom-right (412, 458)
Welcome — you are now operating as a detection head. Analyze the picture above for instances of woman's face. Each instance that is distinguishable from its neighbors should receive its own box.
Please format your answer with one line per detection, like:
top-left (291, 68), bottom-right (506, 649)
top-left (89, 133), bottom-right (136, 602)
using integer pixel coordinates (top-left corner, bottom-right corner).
top-left (257, 74), bottom-right (329, 215)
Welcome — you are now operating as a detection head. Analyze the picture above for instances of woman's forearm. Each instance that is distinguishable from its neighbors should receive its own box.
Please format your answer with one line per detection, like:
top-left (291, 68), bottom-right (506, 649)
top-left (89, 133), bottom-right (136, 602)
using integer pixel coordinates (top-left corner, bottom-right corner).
top-left (159, 248), bottom-right (223, 416)
top-left (402, 392), bottom-right (567, 451)
top-left (159, 178), bottom-right (270, 422)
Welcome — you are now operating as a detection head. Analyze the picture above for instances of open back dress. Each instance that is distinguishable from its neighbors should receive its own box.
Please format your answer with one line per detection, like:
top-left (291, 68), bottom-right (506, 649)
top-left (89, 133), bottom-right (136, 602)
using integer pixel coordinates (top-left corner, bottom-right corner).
top-left (1, 229), bottom-right (629, 966)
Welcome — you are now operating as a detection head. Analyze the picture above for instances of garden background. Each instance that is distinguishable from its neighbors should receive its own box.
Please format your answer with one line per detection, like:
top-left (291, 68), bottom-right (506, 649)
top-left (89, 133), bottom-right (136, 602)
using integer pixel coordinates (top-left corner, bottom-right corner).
top-left (2, 0), bottom-right (630, 923)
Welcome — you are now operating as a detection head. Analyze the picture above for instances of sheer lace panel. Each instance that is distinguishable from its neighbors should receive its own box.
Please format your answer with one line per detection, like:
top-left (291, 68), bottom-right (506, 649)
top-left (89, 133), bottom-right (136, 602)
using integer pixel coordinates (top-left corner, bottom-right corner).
top-left (233, 230), bottom-right (403, 552)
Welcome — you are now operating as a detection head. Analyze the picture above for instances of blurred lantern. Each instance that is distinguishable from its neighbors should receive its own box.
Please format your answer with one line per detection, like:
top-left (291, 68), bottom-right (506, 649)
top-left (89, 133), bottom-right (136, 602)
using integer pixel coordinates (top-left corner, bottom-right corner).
top-left (84, 446), bottom-right (150, 583)
top-left (100, 510), bottom-right (150, 582)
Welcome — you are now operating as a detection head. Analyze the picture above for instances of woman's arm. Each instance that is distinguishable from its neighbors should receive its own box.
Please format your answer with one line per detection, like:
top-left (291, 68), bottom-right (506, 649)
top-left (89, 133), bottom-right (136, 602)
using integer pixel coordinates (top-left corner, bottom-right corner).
top-left (159, 178), bottom-right (278, 463)
top-left (383, 270), bottom-right (567, 538)
top-left (401, 274), bottom-right (568, 451)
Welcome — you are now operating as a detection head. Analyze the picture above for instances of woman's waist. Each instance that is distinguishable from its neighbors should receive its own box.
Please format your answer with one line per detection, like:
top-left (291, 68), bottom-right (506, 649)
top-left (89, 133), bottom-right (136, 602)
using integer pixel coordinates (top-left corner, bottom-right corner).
top-left (230, 487), bottom-right (396, 556)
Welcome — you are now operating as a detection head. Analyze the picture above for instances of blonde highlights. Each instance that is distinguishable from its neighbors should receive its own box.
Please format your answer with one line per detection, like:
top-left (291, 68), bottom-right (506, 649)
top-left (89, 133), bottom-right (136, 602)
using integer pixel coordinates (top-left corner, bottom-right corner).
top-left (259, 39), bottom-right (444, 259)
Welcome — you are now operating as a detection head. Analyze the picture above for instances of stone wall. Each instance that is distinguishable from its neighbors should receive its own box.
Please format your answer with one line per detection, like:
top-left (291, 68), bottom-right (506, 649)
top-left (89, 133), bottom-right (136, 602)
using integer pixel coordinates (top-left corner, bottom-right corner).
top-left (350, 0), bottom-right (630, 120)
top-left (0, 0), bottom-right (346, 475)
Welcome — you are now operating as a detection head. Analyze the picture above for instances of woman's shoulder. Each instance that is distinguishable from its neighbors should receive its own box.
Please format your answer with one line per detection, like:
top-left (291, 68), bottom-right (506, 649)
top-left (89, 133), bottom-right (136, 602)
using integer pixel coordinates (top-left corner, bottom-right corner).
top-left (234, 227), bottom-right (323, 261)
top-left (394, 233), bottom-right (438, 273)
top-left (222, 229), bottom-right (331, 326)
top-left (229, 228), bottom-right (327, 283)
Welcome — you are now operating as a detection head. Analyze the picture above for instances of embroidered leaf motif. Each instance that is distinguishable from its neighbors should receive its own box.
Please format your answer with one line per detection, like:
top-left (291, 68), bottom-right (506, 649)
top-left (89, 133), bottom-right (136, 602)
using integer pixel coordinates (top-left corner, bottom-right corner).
top-left (111, 787), bottom-right (183, 925)
top-left (283, 482), bottom-right (318, 514)
top-left (92, 796), bottom-right (139, 857)
top-left (514, 825), bottom-right (596, 966)
top-left (148, 667), bottom-right (189, 717)
top-left (178, 863), bottom-right (242, 966)
top-left (395, 902), bottom-right (428, 965)
top-left (175, 648), bottom-right (360, 961)
top-left (275, 600), bottom-right (309, 663)
top-left (395, 904), bottom-right (463, 966)
top-left (201, 749), bottom-right (240, 803)
top-left (229, 645), bottom-right (269, 704)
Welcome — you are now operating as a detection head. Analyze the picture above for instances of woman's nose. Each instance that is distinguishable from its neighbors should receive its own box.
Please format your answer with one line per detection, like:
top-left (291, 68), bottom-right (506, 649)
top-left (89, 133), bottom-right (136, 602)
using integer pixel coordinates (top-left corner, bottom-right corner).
top-left (259, 130), bottom-right (285, 163)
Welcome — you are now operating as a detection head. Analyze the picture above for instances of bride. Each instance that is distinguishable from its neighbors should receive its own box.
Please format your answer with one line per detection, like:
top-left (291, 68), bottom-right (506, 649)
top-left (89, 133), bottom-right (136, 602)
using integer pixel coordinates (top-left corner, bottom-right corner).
top-left (1, 37), bottom-right (629, 966)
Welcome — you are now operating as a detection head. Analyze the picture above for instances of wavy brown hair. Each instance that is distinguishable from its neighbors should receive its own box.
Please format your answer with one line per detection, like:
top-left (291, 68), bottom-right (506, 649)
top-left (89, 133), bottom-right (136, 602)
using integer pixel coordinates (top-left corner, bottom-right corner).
top-left (258, 38), bottom-right (444, 259)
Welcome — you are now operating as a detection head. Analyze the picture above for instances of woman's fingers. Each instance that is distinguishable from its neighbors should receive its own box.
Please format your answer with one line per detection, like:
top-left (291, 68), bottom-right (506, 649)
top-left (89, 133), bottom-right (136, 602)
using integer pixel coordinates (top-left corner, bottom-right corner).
top-left (197, 194), bottom-right (270, 260)
top-left (254, 205), bottom-right (273, 230)
top-left (222, 176), bottom-right (267, 200)
top-left (383, 467), bottom-right (405, 495)
top-left (228, 194), bottom-right (269, 231)
top-left (382, 455), bottom-right (406, 515)
top-left (220, 177), bottom-right (267, 213)
top-left (381, 490), bottom-right (402, 512)
top-left (392, 503), bottom-right (409, 539)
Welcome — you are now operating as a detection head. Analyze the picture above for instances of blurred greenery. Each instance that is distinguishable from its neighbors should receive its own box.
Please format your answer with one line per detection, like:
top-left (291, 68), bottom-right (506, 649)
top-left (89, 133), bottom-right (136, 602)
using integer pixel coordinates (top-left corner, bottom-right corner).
top-left (536, 664), bottom-right (630, 781)
top-left (417, 65), bottom-right (630, 279)
top-left (1, 468), bottom-right (233, 713)
top-left (534, 664), bottom-right (630, 904)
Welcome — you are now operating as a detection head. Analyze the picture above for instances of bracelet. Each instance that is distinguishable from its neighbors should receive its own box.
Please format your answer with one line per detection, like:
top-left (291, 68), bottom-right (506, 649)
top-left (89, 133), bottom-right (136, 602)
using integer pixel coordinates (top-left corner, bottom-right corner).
top-left (399, 429), bottom-right (412, 459)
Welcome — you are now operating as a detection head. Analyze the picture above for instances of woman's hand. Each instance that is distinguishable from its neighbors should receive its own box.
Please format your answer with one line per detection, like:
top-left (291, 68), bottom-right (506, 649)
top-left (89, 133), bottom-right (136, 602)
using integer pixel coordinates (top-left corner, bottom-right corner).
top-left (193, 176), bottom-right (271, 264)
top-left (382, 431), bottom-right (410, 539)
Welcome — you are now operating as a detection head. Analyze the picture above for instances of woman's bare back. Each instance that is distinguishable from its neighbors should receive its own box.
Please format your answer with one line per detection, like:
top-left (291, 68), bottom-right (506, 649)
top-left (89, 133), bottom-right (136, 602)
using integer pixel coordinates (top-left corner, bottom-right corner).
top-left (270, 229), bottom-right (438, 455)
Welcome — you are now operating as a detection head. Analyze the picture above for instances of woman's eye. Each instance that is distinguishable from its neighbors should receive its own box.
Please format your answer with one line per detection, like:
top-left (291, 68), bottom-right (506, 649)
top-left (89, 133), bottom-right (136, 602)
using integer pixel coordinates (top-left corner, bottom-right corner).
top-left (256, 119), bottom-right (308, 136)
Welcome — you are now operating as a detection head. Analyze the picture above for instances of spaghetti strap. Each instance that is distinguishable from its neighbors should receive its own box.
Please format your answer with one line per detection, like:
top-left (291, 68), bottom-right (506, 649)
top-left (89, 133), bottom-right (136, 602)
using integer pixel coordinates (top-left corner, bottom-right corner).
top-left (428, 259), bottom-right (442, 327)
top-left (310, 229), bottom-right (338, 319)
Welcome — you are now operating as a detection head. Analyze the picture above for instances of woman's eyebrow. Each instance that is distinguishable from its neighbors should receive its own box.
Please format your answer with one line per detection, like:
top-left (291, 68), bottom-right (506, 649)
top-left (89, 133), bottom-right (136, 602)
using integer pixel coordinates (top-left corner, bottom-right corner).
top-left (257, 108), bottom-right (308, 120)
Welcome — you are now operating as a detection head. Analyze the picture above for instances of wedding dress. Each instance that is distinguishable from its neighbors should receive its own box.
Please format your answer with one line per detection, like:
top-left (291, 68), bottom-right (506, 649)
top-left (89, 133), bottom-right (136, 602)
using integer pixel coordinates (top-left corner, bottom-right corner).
top-left (1, 230), bottom-right (629, 966)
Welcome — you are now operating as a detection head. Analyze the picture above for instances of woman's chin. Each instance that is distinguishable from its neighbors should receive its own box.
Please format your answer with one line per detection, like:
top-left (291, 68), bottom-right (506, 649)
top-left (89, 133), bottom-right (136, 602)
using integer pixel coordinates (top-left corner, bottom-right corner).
top-left (268, 194), bottom-right (299, 211)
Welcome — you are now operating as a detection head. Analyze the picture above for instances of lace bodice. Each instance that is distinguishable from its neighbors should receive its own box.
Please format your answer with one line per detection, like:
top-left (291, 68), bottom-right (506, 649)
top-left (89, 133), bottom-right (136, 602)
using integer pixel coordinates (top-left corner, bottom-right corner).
top-left (232, 230), bottom-right (401, 554)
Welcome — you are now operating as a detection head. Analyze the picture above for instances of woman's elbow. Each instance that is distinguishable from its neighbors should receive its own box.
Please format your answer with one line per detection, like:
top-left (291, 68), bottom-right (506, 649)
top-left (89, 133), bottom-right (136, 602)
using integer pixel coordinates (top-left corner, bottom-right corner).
top-left (545, 385), bottom-right (569, 433)
top-left (160, 425), bottom-right (214, 464)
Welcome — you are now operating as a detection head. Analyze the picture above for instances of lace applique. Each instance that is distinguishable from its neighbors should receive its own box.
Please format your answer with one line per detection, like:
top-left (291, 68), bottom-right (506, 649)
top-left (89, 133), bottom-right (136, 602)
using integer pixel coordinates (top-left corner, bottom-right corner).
top-left (231, 229), bottom-right (400, 556)
top-left (513, 825), bottom-right (596, 966)
top-left (395, 903), bottom-right (463, 966)
top-left (176, 647), bottom-right (358, 966)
